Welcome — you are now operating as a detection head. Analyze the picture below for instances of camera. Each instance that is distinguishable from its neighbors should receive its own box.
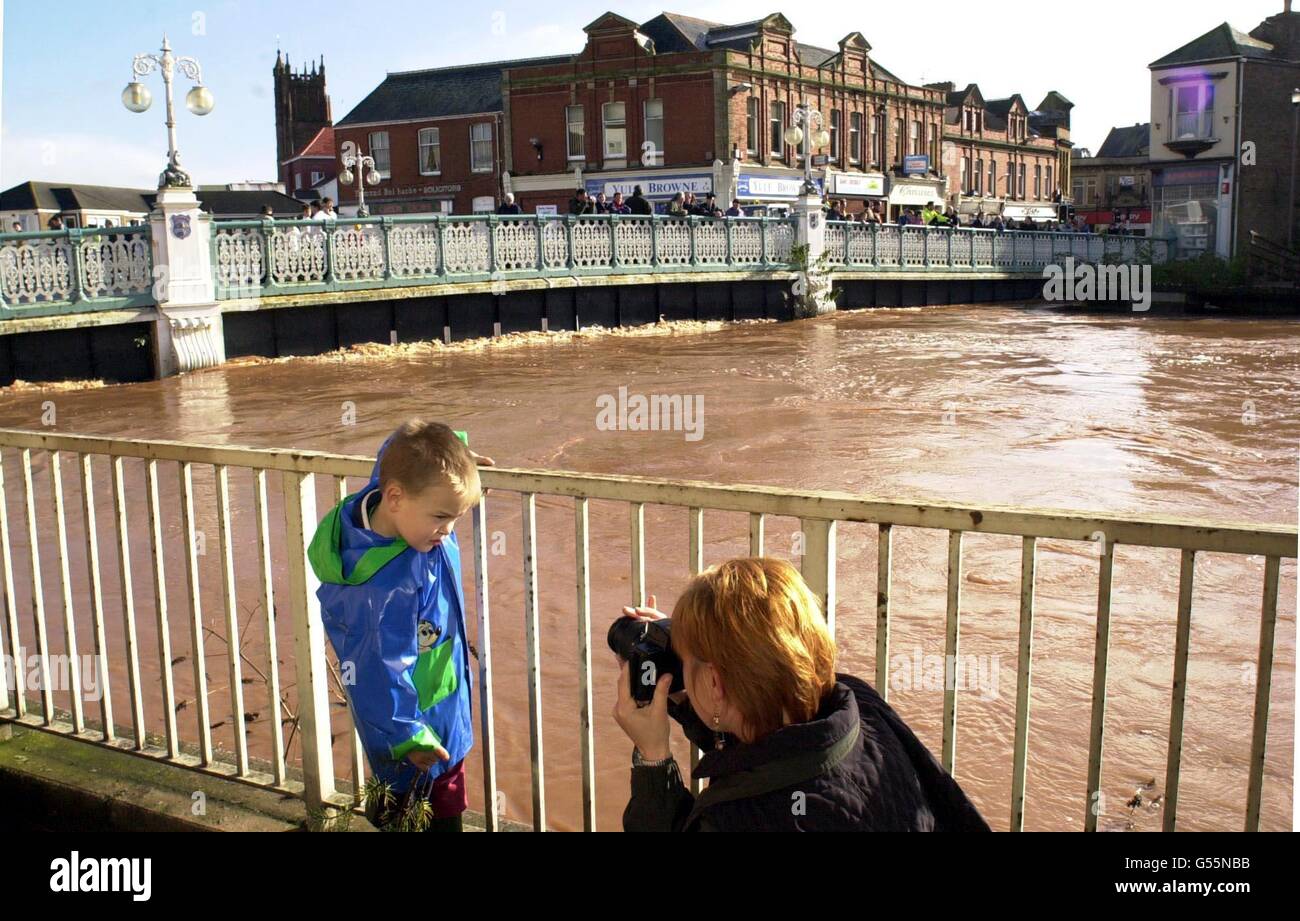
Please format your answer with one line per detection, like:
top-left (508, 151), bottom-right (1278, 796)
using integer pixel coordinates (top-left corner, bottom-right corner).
top-left (607, 616), bottom-right (684, 705)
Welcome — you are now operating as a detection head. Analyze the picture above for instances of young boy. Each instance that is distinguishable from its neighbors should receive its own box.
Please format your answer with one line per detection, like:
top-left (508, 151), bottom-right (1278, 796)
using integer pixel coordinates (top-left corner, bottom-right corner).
top-left (308, 420), bottom-right (485, 831)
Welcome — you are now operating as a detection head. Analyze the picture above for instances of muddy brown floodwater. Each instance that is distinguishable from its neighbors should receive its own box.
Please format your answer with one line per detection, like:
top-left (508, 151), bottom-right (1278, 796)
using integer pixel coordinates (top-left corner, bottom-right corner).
top-left (0, 304), bottom-right (1295, 832)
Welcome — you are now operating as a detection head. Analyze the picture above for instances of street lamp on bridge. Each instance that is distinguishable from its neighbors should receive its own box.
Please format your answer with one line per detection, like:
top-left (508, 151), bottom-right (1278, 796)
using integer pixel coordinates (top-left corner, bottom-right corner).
top-left (122, 35), bottom-right (214, 190)
top-left (338, 142), bottom-right (381, 218)
top-left (783, 100), bottom-right (831, 195)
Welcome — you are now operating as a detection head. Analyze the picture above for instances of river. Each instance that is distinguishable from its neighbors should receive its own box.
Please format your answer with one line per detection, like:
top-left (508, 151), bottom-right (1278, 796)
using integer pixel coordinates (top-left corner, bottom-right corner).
top-left (0, 303), bottom-right (1295, 831)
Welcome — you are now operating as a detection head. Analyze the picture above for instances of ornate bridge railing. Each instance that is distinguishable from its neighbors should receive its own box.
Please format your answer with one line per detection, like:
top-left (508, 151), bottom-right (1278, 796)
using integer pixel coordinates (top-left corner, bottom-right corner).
top-left (208, 214), bottom-right (798, 300)
top-left (0, 218), bottom-right (1172, 317)
top-left (0, 227), bottom-right (155, 320)
top-left (209, 214), bottom-right (1171, 301)
top-left (823, 222), bottom-right (1172, 269)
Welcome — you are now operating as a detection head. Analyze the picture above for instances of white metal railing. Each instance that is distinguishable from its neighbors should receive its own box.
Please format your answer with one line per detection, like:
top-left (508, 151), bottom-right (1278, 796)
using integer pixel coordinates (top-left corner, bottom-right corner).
top-left (0, 227), bottom-right (154, 314)
top-left (0, 428), bottom-right (1291, 831)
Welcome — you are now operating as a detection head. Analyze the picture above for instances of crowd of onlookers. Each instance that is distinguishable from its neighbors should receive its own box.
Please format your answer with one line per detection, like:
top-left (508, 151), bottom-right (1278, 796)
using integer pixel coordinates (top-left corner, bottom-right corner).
top-left (543, 186), bottom-right (1129, 234)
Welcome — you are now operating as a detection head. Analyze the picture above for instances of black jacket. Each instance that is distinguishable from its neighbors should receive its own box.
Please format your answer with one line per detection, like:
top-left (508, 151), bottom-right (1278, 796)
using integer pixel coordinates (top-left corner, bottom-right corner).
top-left (626, 194), bottom-right (653, 215)
top-left (568, 198), bottom-right (594, 215)
top-left (623, 673), bottom-right (991, 832)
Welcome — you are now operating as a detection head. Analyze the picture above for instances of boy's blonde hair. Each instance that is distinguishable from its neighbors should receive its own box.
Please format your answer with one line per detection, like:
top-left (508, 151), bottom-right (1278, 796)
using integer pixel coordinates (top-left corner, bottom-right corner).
top-left (671, 557), bottom-right (837, 741)
top-left (377, 420), bottom-right (480, 500)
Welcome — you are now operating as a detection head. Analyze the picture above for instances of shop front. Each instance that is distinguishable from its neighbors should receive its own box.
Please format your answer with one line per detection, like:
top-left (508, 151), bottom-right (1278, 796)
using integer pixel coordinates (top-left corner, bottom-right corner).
top-left (1150, 161), bottom-right (1231, 259)
top-left (1002, 204), bottom-right (1060, 226)
top-left (1076, 207), bottom-right (1152, 235)
top-left (886, 177), bottom-right (946, 220)
top-left (585, 172), bottom-right (714, 211)
top-left (735, 170), bottom-right (825, 216)
top-left (826, 171), bottom-right (886, 217)
top-left (958, 197), bottom-right (1005, 220)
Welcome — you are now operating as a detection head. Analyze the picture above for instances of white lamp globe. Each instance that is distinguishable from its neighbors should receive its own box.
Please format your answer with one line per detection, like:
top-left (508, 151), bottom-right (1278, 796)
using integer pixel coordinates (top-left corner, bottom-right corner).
top-left (122, 82), bottom-right (152, 113)
top-left (185, 85), bottom-right (215, 116)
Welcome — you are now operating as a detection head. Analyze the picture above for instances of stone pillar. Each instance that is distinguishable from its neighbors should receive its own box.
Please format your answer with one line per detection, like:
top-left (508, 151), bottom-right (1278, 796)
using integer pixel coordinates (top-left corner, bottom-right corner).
top-left (148, 186), bottom-right (226, 377)
top-left (791, 187), bottom-right (834, 317)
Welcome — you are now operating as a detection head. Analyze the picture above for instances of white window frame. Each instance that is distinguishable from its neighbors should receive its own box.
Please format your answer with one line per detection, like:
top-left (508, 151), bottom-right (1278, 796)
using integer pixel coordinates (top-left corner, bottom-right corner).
top-left (849, 111), bottom-right (862, 165)
top-left (602, 101), bottom-right (627, 160)
top-left (369, 131), bottom-right (391, 179)
top-left (419, 126), bottom-right (442, 176)
top-left (470, 122), bottom-right (493, 173)
top-left (770, 100), bottom-right (786, 158)
top-left (746, 97), bottom-right (759, 154)
top-left (829, 109), bottom-right (840, 163)
top-left (1172, 84), bottom-right (1215, 140)
top-left (643, 98), bottom-right (664, 165)
top-left (566, 105), bottom-right (585, 161)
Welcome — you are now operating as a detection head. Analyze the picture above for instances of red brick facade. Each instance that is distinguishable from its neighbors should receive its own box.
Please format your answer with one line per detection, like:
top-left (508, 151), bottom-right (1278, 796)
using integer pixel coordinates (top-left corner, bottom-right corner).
top-left (333, 115), bottom-right (504, 216)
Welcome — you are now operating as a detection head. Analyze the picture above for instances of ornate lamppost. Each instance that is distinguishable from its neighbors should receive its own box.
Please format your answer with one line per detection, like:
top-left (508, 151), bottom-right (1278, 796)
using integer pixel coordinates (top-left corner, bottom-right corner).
top-left (122, 35), bottom-right (214, 189)
top-left (339, 142), bottom-right (381, 218)
top-left (783, 100), bottom-right (831, 195)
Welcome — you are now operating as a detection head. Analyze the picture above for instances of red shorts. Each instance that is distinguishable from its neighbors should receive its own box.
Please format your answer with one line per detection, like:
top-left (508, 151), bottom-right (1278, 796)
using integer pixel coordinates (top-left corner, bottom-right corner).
top-left (422, 759), bottom-right (467, 819)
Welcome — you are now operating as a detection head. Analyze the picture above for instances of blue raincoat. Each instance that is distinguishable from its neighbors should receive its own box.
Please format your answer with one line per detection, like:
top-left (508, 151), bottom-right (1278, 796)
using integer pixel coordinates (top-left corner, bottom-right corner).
top-left (308, 438), bottom-right (473, 794)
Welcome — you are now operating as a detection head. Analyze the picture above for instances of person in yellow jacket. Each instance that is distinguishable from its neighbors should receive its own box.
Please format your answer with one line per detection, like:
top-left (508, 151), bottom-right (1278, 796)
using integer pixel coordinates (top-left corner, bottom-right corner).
top-left (921, 202), bottom-right (951, 226)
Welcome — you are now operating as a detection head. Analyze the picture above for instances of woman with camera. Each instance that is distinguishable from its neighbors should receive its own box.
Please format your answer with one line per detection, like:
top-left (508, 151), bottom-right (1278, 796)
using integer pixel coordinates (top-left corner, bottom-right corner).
top-left (612, 557), bottom-right (990, 832)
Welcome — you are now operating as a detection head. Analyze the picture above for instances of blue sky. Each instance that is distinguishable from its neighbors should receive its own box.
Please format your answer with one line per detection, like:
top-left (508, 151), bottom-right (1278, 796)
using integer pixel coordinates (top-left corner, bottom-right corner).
top-left (0, 0), bottom-right (1286, 190)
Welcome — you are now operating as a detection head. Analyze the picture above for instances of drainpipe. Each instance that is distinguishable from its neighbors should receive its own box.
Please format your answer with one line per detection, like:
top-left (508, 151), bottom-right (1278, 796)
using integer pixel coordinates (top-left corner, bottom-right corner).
top-left (1231, 56), bottom-right (1244, 258)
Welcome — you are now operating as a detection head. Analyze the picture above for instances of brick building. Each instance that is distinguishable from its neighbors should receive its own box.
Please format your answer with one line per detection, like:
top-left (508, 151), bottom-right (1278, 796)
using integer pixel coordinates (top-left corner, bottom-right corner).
top-left (932, 83), bottom-right (1071, 223)
top-left (1071, 124), bottom-right (1152, 233)
top-left (333, 56), bottom-right (565, 216)
top-left (1148, 3), bottom-right (1300, 257)
top-left (273, 54), bottom-right (337, 202)
top-left (504, 11), bottom-right (949, 216)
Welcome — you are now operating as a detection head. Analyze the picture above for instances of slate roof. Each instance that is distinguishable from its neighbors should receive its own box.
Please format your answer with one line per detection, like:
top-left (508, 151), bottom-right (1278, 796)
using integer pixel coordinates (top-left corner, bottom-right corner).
top-left (640, 12), bottom-right (909, 84)
top-left (1, 181), bottom-right (151, 213)
top-left (337, 55), bottom-right (569, 125)
top-left (2, 181), bottom-right (306, 218)
top-left (1149, 21), bottom-right (1274, 67)
top-left (1095, 124), bottom-right (1151, 159)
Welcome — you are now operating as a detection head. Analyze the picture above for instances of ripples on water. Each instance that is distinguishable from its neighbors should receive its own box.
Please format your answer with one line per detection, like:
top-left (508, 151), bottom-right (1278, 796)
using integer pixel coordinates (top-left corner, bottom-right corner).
top-left (0, 304), bottom-right (1295, 831)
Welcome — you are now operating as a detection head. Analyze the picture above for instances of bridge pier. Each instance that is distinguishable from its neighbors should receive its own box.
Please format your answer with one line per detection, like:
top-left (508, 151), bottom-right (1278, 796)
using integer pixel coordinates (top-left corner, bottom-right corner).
top-left (149, 186), bottom-right (226, 377)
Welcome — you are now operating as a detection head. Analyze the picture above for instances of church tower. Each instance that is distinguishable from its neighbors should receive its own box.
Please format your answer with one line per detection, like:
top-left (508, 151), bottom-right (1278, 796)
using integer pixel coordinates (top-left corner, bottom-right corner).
top-left (273, 52), bottom-right (333, 180)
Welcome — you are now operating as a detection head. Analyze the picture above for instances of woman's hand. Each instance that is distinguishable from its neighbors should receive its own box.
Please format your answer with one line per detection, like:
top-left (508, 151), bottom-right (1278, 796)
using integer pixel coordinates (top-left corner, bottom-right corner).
top-left (621, 593), bottom-right (665, 622)
top-left (616, 593), bottom-right (687, 706)
top-left (614, 660), bottom-right (673, 762)
top-left (469, 449), bottom-right (495, 467)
